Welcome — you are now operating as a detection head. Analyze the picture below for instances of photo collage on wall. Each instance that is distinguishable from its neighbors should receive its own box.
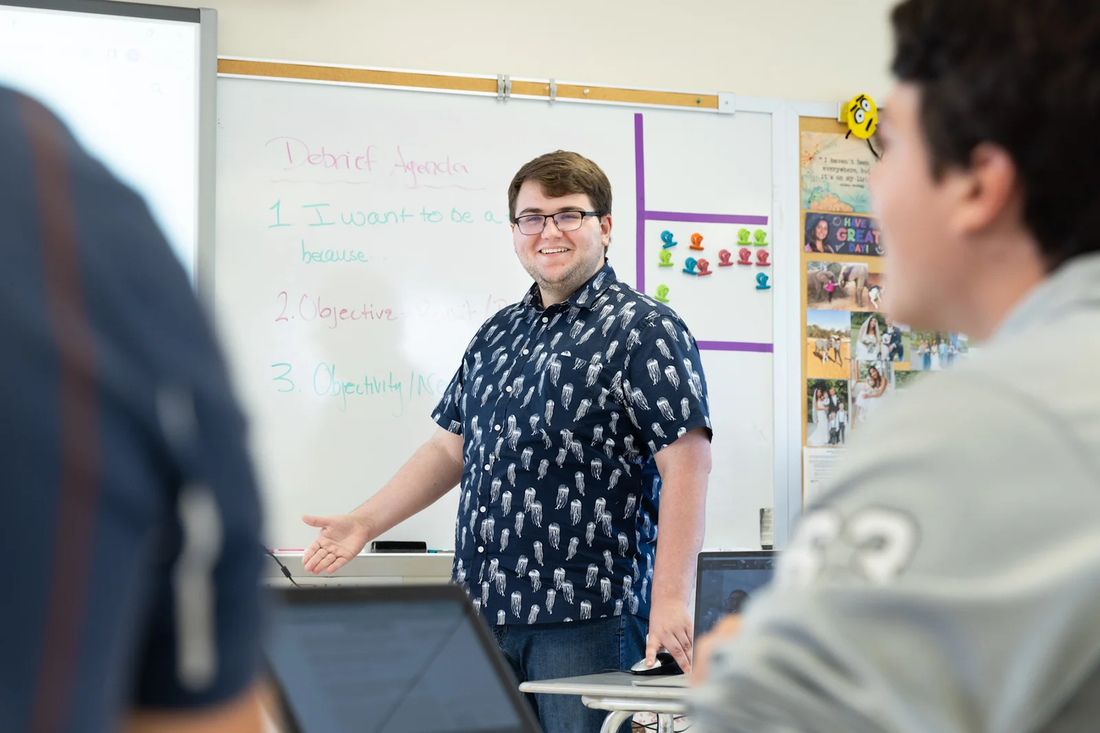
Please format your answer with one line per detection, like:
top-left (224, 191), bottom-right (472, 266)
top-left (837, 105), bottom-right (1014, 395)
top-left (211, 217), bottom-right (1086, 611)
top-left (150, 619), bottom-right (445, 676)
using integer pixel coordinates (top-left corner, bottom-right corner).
top-left (799, 118), bottom-right (968, 499)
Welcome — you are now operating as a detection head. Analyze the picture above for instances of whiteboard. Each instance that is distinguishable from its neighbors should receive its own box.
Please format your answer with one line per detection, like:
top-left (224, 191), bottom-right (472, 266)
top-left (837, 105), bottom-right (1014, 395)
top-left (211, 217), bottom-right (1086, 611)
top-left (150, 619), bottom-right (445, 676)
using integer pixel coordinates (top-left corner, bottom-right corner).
top-left (215, 72), bottom-right (779, 552)
top-left (0, 2), bottom-right (214, 281)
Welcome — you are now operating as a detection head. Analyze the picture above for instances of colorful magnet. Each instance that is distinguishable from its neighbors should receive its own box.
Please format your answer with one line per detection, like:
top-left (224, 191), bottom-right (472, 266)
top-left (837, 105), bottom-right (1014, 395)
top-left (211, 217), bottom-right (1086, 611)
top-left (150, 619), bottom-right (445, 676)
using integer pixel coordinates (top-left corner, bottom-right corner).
top-left (756, 273), bottom-right (771, 290)
top-left (660, 230), bottom-right (677, 249)
top-left (737, 228), bottom-right (752, 246)
top-left (655, 284), bottom-right (670, 303)
top-left (658, 250), bottom-right (674, 267)
top-left (682, 257), bottom-right (698, 275)
top-left (696, 258), bottom-right (713, 276)
top-left (756, 250), bottom-right (771, 267)
top-left (689, 233), bottom-right (704, 251)
top-left (737, 248), bottom-right (753, 265)
top-left (718, 249), bottom-right (733, 267)
top-left (753, 229), bottom-right (769, 246)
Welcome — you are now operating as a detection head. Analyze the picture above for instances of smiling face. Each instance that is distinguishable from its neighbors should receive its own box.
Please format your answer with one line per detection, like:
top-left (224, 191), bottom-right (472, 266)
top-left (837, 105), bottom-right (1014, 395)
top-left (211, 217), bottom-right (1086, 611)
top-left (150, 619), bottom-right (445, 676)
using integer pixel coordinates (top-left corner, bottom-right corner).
top-left (814, 219), bottom-right (829, 241)
top-left (512, 180), bottom-right (611, 306)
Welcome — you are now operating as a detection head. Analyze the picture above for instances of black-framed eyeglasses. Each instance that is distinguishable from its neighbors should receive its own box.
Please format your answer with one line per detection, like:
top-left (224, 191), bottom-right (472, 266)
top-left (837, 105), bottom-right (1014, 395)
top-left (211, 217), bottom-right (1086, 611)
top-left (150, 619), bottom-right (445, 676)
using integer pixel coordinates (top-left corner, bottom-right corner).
top-left (512, 210), bottom-right (601, 235)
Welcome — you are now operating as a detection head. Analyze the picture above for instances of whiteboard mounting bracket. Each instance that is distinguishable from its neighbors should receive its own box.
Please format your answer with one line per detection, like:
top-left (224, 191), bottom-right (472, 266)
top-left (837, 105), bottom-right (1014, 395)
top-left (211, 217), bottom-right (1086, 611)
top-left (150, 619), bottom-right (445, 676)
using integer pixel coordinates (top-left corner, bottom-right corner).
top-left (548, 78), bottom-right (557, 103)
top-left (497, 74), bottom-right (512, 101)
top-left (718, 92), bottom-right (736, 115)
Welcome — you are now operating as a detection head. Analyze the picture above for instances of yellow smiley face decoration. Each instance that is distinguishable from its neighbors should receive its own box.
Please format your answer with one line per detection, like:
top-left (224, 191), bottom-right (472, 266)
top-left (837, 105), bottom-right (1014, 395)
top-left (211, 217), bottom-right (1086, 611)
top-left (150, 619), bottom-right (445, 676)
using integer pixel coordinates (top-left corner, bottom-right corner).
top-left (845, 94), bottom-right (878, 139)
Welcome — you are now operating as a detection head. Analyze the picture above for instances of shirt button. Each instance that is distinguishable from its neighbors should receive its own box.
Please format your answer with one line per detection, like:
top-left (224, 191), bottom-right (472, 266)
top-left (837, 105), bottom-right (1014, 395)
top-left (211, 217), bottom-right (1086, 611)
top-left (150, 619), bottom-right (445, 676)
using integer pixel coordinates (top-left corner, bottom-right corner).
top-left (541, 317), bottom-right (549, 323)
top-left (505, 386), bottom-right (513, 393)
top-left (522, 349), bottom-right (530, 356)
top-left (480, 506), bottom-right (487, 513)
top-left (484, 464), bottom-right (491, 471)
top-left (478, 546), bottom-right (485, 554)
top-left (494, 424), bottom-right (501, 431)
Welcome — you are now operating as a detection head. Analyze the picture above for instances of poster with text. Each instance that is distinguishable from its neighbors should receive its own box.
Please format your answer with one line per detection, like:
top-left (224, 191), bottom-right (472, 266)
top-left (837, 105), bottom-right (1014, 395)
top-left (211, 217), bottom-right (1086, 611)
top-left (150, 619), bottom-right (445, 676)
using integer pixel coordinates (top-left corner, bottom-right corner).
top-left (800, 118), bottom-right (881, 216)
top-left (803, 448), bottom-right (845, 506)
top-left (804, 212), bottom-right (883, 257)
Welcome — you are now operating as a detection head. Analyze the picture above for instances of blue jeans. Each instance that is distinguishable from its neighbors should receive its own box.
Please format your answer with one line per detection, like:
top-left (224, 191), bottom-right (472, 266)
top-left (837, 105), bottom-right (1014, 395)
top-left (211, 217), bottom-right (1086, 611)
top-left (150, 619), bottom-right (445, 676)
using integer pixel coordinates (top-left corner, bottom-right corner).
top-left (492, 614), bottom-right (648, 733)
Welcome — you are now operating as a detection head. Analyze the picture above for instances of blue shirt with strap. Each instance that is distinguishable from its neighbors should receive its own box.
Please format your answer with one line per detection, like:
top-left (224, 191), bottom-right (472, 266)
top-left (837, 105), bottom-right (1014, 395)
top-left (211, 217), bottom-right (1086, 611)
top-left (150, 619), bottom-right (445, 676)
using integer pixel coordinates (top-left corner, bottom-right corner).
top-left (432, 262), bottom-right (711, 626)
top-left (0, 87), bottom-right (264, 732)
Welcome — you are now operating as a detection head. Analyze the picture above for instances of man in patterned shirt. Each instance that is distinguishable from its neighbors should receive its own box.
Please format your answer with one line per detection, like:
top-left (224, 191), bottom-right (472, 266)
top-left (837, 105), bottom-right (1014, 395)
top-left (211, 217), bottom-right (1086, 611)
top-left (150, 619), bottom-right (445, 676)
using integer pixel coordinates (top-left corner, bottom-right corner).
top-left (303, 151), bottom-right (712, 733)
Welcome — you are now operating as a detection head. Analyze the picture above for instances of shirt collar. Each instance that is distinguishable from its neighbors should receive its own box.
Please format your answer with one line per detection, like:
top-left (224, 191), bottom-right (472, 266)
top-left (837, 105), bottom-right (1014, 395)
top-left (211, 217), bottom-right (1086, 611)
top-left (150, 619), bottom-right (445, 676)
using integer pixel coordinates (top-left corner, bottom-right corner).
top-left (994, 251), bottom-right (1100, 342)
top-left (519, 261), bottom-right (619, 311)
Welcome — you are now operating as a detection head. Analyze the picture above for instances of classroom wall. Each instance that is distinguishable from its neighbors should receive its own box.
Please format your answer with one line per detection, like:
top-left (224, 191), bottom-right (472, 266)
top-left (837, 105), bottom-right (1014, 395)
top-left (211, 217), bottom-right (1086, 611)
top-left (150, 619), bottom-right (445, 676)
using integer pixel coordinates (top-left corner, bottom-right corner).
top-left (139, 0), bottom-right (896, 104)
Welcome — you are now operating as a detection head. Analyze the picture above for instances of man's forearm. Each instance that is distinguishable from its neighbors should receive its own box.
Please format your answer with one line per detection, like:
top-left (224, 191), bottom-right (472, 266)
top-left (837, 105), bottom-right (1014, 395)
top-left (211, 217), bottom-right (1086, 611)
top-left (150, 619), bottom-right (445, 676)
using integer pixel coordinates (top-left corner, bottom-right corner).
top-left (350, 430), bottom-right (464, 539)
top-left (652, 471), bottom-right (709, 606)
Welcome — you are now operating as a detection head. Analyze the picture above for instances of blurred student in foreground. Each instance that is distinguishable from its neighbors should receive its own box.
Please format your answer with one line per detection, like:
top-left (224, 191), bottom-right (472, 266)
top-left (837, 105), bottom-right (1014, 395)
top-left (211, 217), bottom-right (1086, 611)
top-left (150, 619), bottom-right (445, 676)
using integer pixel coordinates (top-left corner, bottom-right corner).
top-left (0, 88), bottom-right (267, 733)
top-left (692, 0), bottom-right (1100, 731)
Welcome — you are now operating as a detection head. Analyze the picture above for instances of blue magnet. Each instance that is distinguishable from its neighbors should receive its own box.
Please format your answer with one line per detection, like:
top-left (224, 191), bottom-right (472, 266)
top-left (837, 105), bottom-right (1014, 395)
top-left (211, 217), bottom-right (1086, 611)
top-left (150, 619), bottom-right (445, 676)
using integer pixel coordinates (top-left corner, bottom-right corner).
top-left (755, 272), bottom-right (771, 290)
top-left (661, 230), bottom-right (678, 249)
top-left (682, 257), bottom-right (698, 275)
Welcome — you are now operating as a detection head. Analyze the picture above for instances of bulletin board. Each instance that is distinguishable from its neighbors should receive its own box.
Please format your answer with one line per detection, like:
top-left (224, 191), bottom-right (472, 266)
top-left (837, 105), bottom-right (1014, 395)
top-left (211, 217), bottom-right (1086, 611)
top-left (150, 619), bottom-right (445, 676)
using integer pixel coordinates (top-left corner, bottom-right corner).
top-left (795, 114), bottom-right (970, 505)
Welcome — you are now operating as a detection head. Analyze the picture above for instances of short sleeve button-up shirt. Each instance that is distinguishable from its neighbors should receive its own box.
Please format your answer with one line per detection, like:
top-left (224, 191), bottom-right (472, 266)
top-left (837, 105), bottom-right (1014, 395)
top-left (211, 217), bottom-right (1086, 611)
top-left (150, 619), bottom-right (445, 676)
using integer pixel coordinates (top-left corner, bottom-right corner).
top-left (432, 263), bottom-right (711, 626)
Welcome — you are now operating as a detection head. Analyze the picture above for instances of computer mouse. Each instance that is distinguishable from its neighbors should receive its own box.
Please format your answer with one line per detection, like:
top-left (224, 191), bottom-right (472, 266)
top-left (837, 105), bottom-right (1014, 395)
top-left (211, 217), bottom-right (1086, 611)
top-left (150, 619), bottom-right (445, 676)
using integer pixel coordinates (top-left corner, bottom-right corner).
top-left (629, 651), bottom-right (683, 676)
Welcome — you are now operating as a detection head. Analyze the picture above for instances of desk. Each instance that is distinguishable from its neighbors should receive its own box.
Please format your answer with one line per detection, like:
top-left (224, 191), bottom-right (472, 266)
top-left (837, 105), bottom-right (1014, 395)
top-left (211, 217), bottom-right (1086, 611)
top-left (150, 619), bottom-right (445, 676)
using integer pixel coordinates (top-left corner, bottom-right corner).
top-left (519, 672), bottom-right (690, 733)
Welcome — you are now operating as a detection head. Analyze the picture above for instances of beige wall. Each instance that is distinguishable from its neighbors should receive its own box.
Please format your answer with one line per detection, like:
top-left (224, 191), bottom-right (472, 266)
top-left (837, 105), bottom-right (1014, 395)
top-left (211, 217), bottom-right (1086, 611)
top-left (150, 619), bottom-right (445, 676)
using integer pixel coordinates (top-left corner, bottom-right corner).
top-left (139, 0), bottom-right (898, 104)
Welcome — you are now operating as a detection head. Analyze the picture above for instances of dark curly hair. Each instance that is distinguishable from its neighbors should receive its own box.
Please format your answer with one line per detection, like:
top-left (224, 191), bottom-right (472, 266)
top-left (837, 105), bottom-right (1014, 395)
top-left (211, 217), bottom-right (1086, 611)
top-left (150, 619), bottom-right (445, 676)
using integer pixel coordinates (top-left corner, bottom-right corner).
top-left (891, 0), bottom-right (1100, 270)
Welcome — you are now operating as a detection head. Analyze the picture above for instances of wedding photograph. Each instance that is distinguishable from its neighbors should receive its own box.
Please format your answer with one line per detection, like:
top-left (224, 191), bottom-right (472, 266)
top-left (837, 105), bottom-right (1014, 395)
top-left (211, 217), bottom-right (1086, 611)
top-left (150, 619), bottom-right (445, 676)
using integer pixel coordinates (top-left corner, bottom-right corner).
top-left (910, 332), bottom-right (970, 371)
top-left (806, 378), bottom-right (851, 447)
top-left (850, 360), bottom-right (895, 430)
top-left (850, 311), bottom-right (890, 361)
top-left (882, 317), bottom-right (911, 363)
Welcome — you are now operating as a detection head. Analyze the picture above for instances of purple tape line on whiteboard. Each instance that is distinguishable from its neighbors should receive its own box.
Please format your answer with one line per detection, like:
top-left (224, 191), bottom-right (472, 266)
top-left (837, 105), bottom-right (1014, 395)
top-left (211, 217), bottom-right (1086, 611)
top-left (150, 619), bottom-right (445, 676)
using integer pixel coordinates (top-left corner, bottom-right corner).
top-left (646, 211), bottom-right (770, 226)
top-left (696, 341), bottom-right (774, 353)
top-left (634, 113), bottom-right (646, 294)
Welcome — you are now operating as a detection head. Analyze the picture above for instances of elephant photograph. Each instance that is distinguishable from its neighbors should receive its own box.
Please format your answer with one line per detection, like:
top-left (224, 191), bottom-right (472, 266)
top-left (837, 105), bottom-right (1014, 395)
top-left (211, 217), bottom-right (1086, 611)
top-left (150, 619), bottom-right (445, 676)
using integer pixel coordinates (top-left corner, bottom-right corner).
top-left (806, 260), bottom-right (884, 312)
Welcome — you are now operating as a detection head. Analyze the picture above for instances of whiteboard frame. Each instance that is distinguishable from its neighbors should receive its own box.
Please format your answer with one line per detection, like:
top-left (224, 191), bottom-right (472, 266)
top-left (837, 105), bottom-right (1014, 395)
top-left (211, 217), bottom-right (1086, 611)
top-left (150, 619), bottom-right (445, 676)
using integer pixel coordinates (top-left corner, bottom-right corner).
top-left (197, 8), bottom-right (218, 307)
top-left (215, 57), bottom-right (802, 552)
top-left (220, 56), bottom-right (730, 112)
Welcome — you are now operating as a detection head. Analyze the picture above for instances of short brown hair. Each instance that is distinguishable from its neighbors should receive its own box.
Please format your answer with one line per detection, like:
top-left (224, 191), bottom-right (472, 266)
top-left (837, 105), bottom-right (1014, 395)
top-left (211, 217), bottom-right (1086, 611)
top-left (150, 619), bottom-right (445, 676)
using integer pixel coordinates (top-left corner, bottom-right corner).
top-left (891, 0), bottom-right (1100, 270)
top-left (508, 151), bottom-right (612, 220)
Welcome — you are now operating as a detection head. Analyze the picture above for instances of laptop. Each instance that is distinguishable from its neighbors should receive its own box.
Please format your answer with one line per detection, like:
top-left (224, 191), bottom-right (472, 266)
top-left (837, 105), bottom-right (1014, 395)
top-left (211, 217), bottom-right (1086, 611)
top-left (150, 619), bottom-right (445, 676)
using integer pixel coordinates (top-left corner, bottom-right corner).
top-left (693, 550), bottom-right (778, 638)
top-left (633, 549), bottom-right (779, 688)
top-left (264, 584), bottom-right (543, 733)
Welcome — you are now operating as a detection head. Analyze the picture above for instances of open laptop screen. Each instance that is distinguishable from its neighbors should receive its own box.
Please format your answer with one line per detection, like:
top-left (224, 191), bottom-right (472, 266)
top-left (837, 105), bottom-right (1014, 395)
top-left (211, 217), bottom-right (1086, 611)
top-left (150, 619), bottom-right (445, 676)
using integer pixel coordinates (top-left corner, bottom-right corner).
top-left (265, 586), bottom-right (540, 733)
top-left (694, 551), bottom-right (778, 638)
